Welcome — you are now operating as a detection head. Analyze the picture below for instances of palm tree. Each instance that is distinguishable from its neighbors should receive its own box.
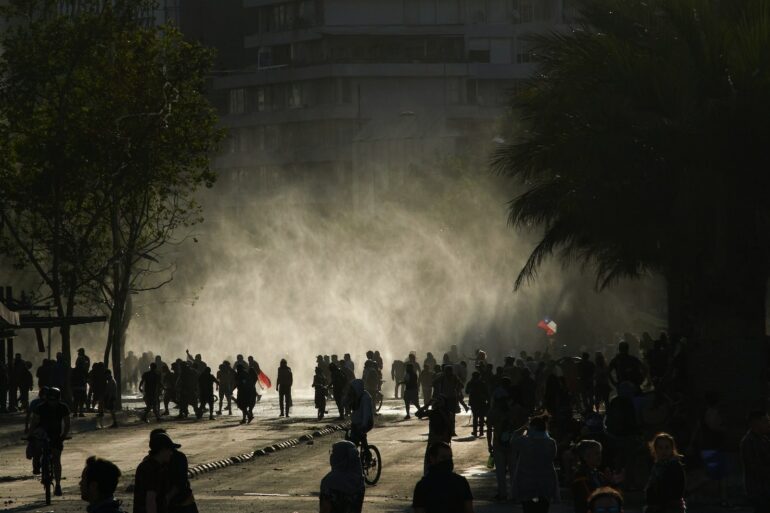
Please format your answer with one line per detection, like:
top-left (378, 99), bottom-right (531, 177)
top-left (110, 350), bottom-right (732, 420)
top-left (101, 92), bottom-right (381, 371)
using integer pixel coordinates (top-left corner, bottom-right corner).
top-left (493, 0), bottom-right (770, 418)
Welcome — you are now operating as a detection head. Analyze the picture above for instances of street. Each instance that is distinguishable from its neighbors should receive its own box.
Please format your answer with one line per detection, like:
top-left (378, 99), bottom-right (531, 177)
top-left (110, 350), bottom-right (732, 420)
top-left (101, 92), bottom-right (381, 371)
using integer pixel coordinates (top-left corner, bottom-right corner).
top-left (0, 395), bottom-right (749, 513)
top-left (0, 395), bottom-right (527, 513)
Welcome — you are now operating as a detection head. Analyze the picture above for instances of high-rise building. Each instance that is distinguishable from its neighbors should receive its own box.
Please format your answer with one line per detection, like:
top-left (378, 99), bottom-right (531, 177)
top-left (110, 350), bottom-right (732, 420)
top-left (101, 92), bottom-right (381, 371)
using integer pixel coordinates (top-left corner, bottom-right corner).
top-left (211, 0), bottom-right (565, 213)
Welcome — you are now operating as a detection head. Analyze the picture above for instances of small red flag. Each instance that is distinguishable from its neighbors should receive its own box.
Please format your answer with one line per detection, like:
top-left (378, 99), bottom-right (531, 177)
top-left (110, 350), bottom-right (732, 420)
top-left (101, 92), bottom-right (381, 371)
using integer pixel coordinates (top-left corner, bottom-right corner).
top-left (258, 371), bottom-right (272, 389)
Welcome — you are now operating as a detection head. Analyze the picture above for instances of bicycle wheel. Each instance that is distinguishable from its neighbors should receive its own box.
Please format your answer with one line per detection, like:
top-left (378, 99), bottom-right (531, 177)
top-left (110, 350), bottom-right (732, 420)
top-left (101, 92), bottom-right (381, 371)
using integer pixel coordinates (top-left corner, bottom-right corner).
top-left (42, 454), bottom-right (52, 505)
top-left (363, 445), bottom-right (382, 485)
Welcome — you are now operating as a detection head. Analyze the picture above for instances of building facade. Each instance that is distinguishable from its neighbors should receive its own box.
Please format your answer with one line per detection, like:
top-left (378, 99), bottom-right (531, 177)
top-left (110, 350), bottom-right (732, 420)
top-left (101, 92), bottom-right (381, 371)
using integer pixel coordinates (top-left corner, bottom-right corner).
top-left (212, 0), bottom-right (566, 214)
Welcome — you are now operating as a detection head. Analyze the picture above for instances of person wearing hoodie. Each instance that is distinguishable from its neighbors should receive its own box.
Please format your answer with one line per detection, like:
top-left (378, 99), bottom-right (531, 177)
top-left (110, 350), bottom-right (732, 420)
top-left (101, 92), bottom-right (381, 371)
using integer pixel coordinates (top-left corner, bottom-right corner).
top-left (412, 442), bottom-right (474, 513)
top-left (348, 379), bottom-right (374, 452)
top-left (319, 440), bottom-right (365, 513)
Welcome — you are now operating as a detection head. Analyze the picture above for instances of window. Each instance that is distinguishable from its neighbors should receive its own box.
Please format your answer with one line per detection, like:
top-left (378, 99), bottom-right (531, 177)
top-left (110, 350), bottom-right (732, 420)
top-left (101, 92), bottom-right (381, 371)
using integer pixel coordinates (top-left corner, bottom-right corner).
top-left (229, 89), bottom-right (245, 114)
top-left (288, 83), bottom-right (303, 109)
top-left (468, 49), bottom-right (490, 63)
top-left (255, 87), bottom-right (267, 112)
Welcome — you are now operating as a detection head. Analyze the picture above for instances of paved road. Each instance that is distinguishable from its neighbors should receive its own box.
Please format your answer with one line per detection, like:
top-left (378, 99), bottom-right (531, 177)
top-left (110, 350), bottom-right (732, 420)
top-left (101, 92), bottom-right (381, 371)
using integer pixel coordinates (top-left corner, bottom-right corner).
top-left (0, 395), bottom-right (751, 513)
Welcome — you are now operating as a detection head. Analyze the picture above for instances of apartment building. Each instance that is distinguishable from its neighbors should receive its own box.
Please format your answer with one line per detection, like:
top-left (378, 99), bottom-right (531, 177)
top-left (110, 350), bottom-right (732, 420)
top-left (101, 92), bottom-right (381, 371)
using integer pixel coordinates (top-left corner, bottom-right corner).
top-left (212, 0), bottom-right (565, 212)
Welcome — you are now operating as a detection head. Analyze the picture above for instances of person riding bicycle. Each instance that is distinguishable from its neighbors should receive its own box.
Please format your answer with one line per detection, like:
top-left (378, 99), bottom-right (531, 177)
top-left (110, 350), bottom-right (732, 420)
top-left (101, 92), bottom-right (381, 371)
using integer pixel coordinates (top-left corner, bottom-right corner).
top-left (29, 386), bottom-right (70, 496)
top-left (347, 379), bottom-right (374, 453)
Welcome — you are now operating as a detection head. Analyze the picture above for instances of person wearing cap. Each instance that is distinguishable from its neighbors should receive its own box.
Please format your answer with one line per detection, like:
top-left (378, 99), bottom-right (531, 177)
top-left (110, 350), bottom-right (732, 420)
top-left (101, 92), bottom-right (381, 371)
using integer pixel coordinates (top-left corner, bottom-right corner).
top-left (134, 432), bottom-right (176, 513)
top-left (80, 456), bottom-right (125, 513)
top-left (162, 434), bottom-right (198, 513)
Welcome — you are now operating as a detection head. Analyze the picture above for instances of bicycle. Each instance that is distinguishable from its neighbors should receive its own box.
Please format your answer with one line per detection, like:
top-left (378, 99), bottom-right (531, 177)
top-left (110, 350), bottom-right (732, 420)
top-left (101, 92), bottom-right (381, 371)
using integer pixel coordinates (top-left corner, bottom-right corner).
top-left (346, 430), bottom-right (381, 485)
top-left (24, 432), bottom-right (63, 505)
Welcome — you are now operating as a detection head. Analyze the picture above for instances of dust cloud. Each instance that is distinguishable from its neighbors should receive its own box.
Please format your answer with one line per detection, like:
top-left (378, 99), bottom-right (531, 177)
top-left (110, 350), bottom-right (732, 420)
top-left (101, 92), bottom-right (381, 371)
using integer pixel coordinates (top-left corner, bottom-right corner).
top-left (119, 159), bottom-right (664, 388)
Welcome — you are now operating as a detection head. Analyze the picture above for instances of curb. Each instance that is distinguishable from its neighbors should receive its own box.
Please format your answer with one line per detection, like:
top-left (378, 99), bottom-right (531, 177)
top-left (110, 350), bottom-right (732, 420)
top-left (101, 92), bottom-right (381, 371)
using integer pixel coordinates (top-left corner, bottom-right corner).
top-left (187, 423), bottom-right (349, 479)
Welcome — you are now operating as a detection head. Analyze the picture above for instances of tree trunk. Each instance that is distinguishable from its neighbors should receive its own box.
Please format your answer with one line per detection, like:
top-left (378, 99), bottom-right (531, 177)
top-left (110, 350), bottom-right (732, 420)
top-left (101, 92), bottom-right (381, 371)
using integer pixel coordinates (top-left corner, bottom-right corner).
top-left (109, 294), bottom-right (131, 408)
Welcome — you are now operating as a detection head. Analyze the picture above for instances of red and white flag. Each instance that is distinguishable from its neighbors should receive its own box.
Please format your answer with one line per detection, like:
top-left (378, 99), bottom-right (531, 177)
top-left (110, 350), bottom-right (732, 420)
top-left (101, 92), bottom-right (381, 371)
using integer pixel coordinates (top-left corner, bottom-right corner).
top-left (537, 318), bottom-right (558, 336)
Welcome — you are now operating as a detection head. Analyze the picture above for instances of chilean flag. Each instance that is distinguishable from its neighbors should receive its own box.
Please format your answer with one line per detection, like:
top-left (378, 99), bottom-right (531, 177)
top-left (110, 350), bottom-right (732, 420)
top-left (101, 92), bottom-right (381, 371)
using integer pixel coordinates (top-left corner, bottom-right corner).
top-left (258, 371), bottom-right (272, 389)
top-left (537, 317), bottom-right (558, 336)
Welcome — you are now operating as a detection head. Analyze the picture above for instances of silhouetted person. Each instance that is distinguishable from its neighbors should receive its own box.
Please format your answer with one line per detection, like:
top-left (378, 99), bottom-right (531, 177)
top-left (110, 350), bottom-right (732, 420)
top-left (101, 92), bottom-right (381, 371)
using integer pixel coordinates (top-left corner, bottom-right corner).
top-left (235, 366), bottom-right (256, 423)
top-left (133, 433), bottom-right (171, 513)
top-left (319, 440), bottom-right (364, 513)
top-left (342, 354), bottom-right (355, 376)
top-left (465, 371), bottom-right (489, 438)
top-left (216, 362), bottom-right (235, 415)
top-left (197, 367), bottom-right (219, 420)
top-left (71, 361), bottom-right (88, 417)
top-left (79, 456), bottom-right (124, 513)
top-left (420, 366), bottom-right (434, 407)
top-left (423, 352), bottom-right (437, 372)
top-left (433, 365), bottom-right (462, 436)
top-left (391, 359), bottom-right (406, 399)
top-left (276, 359), bottom-right (293, 417)
top-left (140, 363), bottom-right (161, 423)
top-left (176, 362), bottom-right (199, 418)
top-left (412, 442), bottom-right (473, 513)
top-left (164, 432), bottom-right (198, 513)
top-left (247, 357), bottom-right (262, 402)
top-left (312, 367), bottom-right (327, 420)
top-left (330, 363), bottom-right (348, 419)
top-left (402, 364), bottom-right (420, 419)
top-left (608, 342), bottom-right (643, 391)
top-left (510, 413), bottom-right (559, 513)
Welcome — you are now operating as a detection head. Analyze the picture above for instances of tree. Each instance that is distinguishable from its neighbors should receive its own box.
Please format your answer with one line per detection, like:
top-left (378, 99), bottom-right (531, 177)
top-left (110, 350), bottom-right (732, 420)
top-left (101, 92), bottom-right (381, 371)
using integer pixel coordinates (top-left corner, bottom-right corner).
top-left (0, 0), bottom-right (221, 403)
top-left (493, 0), bottom-right (770, 419)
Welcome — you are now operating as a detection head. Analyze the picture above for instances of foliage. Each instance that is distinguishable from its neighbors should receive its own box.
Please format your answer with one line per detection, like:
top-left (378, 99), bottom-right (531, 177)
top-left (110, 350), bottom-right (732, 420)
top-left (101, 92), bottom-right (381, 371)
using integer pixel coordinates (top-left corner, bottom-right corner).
top-left (493, 0), bottom-right (770, 291)
top-left (0, 0), bottom-right (223, 377)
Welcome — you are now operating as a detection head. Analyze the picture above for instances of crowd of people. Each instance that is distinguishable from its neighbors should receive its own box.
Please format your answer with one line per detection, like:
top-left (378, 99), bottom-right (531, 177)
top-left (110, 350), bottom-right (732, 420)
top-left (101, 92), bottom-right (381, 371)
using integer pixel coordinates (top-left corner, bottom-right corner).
top-left (7, 332), bottom-right (770, 513)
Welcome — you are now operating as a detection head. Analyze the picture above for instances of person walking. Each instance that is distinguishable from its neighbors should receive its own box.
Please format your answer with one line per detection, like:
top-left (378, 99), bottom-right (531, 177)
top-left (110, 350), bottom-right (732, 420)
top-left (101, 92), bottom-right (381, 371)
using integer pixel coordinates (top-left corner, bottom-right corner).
top-left (234, 366), bottom-right (256, 424)
top-left (465, 371), bottom-right (489, 438)
top-left (644, 433), bottom-right (686, 513)
top-left (216, 362), bottom-right (235, 416)
top-left (276, 359), bottom-right (293, 417)
top-left (139, 363), bottom-right (161, 423)
top-left (402, 364), bottom-right (420, 419)
top-left (319, 440), bottom-right (365, 513)
top-left (197, 367), bottom-right (219, 420)
top-left (510, 413), bottom-right (560, 513)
